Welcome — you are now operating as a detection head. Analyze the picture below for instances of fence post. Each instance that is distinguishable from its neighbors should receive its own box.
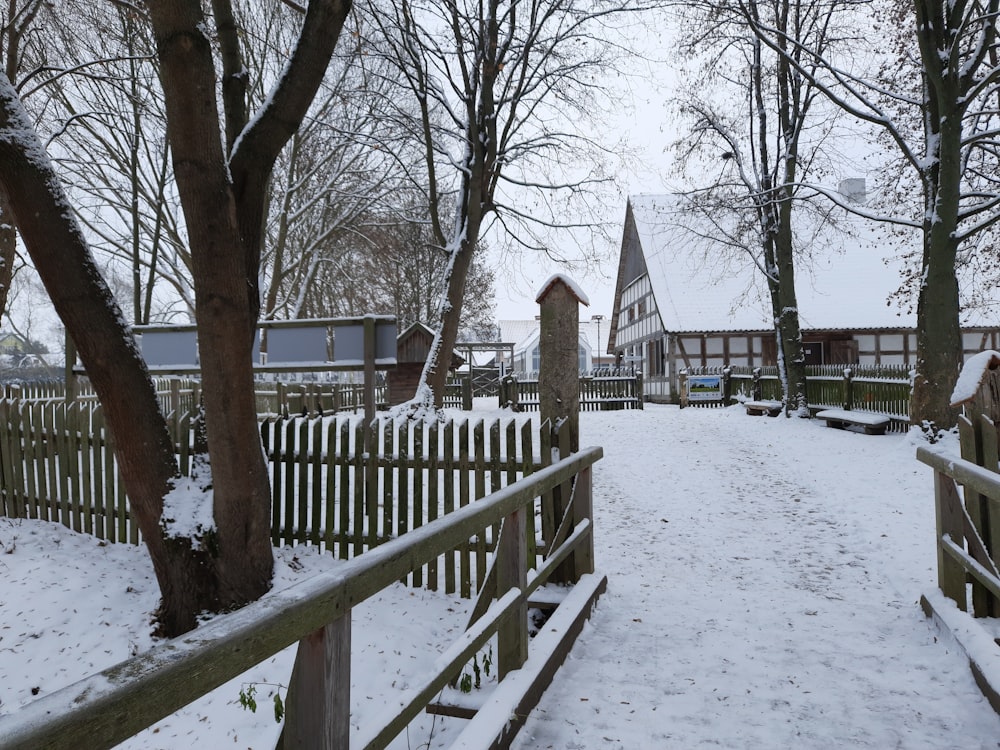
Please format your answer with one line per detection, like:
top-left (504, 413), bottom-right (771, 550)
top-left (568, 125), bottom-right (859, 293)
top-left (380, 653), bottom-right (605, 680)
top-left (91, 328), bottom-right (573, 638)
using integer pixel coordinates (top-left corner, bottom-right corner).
top-left (462, 375), bottom-right (473, 411)
top-left (722, 366), bottom-right (732, 405)
top-left (537, 275), bottom-right (585, 453)
top-left (843, 366), bottom-right (854, 411)
top-left (679, 370), bottom-right (689, 408)
top-left (282, 613), bottom-right (352, 750)
top-left (496, 505), bottom-right (528, 679)
top-left (571, 464), bottom-right (595, 580)
top-left (752, 367), bottom-right (762, 401)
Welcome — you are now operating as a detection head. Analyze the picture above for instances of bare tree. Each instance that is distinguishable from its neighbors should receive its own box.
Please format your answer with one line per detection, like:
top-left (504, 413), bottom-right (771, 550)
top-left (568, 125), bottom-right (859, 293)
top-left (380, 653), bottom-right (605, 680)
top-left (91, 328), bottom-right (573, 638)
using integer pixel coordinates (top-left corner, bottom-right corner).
top-left (741, 0), bottom-right (1000, 431)
top-left (0, 1), bottom-right (48, 326)
top-left (359, 0), bottom-right (645, 409)
top-left (670, 0), bottom-right (858, 415)
top-left (0, 0), bottom-right (353, 637)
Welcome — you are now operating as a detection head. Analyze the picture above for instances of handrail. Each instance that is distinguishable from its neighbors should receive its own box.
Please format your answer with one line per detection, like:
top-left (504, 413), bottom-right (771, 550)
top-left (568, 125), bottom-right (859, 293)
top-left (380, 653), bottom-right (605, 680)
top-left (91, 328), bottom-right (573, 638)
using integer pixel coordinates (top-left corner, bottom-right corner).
top-left (0, 446), bottom-right (602, 750)
top-left (916, 445), bottom-right (1000, 500)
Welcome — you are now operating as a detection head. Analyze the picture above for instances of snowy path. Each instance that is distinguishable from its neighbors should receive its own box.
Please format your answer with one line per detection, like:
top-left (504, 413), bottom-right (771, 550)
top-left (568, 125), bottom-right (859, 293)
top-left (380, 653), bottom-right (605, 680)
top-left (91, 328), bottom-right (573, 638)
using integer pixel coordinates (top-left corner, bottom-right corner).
top-left (512, 404), bottom-right (1000, 750)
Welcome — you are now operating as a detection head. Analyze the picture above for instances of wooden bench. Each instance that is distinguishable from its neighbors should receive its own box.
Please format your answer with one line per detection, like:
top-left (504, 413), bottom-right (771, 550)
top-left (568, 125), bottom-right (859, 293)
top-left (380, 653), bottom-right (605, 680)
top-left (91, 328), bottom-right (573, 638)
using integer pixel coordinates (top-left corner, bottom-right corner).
top-left (815, 408), bottom-right (891, 435)
top-left (744, 399), bottom-right (783, 417)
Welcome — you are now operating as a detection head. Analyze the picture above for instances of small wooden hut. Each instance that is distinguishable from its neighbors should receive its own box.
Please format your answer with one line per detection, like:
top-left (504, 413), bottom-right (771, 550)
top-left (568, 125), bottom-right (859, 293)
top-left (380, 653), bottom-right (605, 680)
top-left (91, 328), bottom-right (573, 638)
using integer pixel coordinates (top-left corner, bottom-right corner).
top-left (387, 322), bottom-right (464, 406)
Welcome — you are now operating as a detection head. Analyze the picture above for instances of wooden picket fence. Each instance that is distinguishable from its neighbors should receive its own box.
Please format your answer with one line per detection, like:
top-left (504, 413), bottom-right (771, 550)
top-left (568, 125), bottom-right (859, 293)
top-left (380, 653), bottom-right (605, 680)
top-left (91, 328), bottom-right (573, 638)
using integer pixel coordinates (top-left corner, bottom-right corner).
top-left (0, 399), bottom-right (564, 599)
top-left (499, 373), bottom-right (644, 411)
top-left (682, 364), bottom-right (910, 429)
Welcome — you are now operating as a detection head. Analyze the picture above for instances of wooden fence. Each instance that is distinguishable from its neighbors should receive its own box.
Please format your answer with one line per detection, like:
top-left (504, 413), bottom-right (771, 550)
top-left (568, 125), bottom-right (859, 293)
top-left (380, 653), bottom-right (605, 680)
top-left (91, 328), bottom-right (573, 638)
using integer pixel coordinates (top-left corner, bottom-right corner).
top-left (681, 364), bottom-right (910, 428)
top-left (0, 446), bottom-right (605, 750)
top-left (0, 374), bottom-right (472, 417)
top-left (0, 399), bottom-right (566, 598)
top-left (499, 373), bottom-right (644, 411)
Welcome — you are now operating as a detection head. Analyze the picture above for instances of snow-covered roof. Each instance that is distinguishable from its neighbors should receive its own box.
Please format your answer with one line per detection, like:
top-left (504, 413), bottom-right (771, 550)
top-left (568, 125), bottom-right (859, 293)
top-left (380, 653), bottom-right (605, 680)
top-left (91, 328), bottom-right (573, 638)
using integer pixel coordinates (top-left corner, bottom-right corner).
top-left (499, 320), bottom-right (540, 352)
top-left (535, 273), bottom-right (591, 306)
top-left (499, 319), bottom-right (607, 356)
top-left (626, 193), bottom-right (984, 332)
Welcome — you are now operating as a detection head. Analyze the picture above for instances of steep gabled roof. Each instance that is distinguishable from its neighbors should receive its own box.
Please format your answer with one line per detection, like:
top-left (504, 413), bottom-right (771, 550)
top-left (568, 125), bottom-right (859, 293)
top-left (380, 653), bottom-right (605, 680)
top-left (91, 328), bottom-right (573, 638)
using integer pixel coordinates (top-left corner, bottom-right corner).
top-left (615, 194), bottom-right (927, 335)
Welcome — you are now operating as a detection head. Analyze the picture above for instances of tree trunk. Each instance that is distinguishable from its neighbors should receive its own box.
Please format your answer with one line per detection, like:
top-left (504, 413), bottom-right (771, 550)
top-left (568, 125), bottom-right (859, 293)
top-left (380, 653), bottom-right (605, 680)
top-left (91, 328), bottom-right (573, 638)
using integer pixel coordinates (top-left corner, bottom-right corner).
top-left (909, 10), bottom-right (965, 431)
top-left (774, 194), bottom-right (807, 416)
top-left (149, 0), bottom-right (274, 610)
top-left (0, 74), bottom-right (222, 637)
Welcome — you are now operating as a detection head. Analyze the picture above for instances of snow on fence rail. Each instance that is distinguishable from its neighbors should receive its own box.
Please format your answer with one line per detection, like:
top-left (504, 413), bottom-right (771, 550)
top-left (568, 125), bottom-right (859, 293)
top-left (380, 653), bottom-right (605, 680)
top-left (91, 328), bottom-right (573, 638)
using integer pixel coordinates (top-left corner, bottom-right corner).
top-left (0, 399), bottom-right (569, 599)
top-left (0, 446), bottom-right (604, 750)
top-left (681, 364), bottom-right (910, 428)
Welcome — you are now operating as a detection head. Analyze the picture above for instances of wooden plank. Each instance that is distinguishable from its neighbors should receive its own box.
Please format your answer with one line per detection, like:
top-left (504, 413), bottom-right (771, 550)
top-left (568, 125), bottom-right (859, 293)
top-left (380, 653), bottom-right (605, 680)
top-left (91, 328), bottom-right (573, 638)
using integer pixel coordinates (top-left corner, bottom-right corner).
top-left (538, 419), bottom-right (554, 555)
top-left (20, 401), bottom-right (40, 521)
top-left (936, 472), bottom-right (970, 608)
top-left (0, 400), bottom-right (15, 517)
top-left (413, 421), bottom-right (425, 588)
top-left (64, 404), bottom-right (82, 533)
top-left (921, 588), bottom-right (1000, 716)
top-left (281, 615), bottom-right (351, 750)
top-left (364, 417), bottom-right (378, 549)
top-left (265, 419), bottom-right (282, 546)
top-left (571, 466), bottom-right (595, 579)
top-left (353, 420), bottom-right (365, 557)
top-left (521, 422), bottom-right (537, 569)
top-left (496, 506), bottom-right (528, 679)
top-left (981, 414), bottom-right (1000, 576)
top-left (443, 419), bottom-right (456, 595)
top-left (960, 414), bottom-right (994, 615)
top-left (338, 419), bottom-right (351, 559)
top-left (381, 418), bottom-right (394, 546)
top-left (73, 404), bottom-right (93, 535)
top-left (459, 419), bottom-right (471, 599)
top-left (284, 419), bottom-right (298, 546)
top-left (45, 404), bottom-right (60, 525)
top-left (325, 419), bottom-right (337, 554)
top-left (397, 419), bottom-right (410, 543)
top-left (427, 421), bottom-right (440, 592)
top-left (449, 573), bottom-right (608, 750)
top-left (310, 417), bottom-right (323, 547)
top-left (92, 407), bottom-right (107, 540)
top-left (474, 420), bottom-right (487, 591)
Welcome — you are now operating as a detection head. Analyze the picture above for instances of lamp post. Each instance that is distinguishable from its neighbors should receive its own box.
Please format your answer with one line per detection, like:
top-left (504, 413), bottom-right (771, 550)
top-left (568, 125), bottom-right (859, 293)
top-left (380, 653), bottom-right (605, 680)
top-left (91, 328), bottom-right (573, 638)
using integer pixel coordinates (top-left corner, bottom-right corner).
top-left (591, 314), bottom-right (604, 369)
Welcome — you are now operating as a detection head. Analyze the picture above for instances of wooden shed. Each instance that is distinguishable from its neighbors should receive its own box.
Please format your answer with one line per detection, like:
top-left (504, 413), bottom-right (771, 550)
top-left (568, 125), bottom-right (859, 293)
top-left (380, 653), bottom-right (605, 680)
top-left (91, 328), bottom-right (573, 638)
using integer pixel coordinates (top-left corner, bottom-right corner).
top-left (387, 322), bottom-right (464, 406)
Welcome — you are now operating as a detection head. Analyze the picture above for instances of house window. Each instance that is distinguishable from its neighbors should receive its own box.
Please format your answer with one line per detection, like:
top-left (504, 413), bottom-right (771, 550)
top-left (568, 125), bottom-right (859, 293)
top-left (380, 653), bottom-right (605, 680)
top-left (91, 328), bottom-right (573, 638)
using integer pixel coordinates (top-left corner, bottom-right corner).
top-left (531, 345), bottom-right (540, 371)
top-left (579, 344), bottom-right (587, 371)
top-left (637, 300), bottom-right (646, 318)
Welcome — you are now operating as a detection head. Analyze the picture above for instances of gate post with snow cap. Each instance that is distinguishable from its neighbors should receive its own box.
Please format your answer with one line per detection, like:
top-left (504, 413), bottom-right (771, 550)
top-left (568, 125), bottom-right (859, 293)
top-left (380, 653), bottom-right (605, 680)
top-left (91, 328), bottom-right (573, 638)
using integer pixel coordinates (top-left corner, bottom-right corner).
top-left (536, 274), bottom-right (594, 585)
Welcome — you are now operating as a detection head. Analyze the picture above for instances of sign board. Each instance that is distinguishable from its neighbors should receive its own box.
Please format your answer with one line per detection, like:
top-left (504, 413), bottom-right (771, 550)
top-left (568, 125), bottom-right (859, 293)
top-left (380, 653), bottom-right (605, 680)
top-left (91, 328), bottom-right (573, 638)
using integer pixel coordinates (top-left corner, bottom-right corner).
top-left (332, 321), bottom-right (397, 363)
top-left (267, 326), bottom-right (329, 364)
top-left (139, 330), bottom-right (199, 367)
top-left (687, 375), bottom-right (723, 401)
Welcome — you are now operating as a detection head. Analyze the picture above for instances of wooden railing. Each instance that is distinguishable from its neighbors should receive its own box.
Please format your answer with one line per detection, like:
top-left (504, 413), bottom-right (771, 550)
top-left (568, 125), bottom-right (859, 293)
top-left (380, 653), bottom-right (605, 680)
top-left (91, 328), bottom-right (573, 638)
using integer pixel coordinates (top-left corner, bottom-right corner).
top-left (917, 444), bottom-right (1000, 616)
top-left (0, 447), bottom-right (603, 750)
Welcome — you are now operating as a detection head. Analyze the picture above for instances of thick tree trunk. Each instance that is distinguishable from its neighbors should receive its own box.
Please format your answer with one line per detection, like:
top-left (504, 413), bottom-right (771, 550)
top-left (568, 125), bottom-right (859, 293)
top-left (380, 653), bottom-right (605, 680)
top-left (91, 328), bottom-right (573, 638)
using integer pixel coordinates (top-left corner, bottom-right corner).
top-left (773, 198), bottom-right (807, 416)
top-left (0, 75), bottom-right (220, 637)
top-left (149, 0), bottom-right (274, 609)
top-left (425, 232), bottom-right (480, 407)
top-left (909, 34), bottom-right (964, 431)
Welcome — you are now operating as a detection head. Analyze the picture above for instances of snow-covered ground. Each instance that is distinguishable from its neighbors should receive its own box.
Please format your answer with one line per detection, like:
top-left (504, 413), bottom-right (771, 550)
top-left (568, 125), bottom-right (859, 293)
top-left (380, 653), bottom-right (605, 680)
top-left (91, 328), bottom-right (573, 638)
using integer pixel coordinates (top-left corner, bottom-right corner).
top-left (2, 402), bottom-right (1000, 749)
